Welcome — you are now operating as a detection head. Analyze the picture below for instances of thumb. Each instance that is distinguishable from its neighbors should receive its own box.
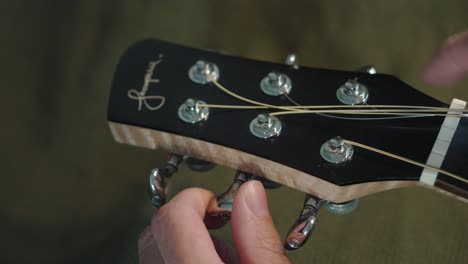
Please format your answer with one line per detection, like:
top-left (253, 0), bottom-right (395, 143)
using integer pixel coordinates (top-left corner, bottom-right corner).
top-left (421, 30), bottom-right (468, 86)
top-left (231, 180), bottom-right (290, 264)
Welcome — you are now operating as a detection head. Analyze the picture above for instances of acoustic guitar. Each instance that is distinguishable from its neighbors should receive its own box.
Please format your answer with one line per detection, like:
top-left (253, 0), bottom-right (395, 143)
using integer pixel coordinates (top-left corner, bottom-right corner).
top-left (107, 39), bottom-right (467, 250)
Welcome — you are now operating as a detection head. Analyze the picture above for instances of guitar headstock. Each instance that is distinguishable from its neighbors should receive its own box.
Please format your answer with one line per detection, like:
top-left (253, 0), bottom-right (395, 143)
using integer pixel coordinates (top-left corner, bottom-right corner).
top-left (108, 38), bottom-right (467, 198)
top-left (107, 38), bottom-right (468, 249)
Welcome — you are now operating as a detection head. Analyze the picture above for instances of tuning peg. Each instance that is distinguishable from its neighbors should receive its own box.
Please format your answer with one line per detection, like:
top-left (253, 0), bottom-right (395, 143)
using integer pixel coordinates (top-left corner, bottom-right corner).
top-left (185, 157), bottom-right (216, 172)
top-left (208, 171), bottom-right (254, 220)
top-left (284, 53), bottom-right (299, 69)
top-left (357, 65), bottom-right (377, 74)
top-left (178, 98), bottom-right (210, 124)
top-left (260, 72), bottom-right (293, 96)
top-left (188, 60), bottom-right (220, 84)
top-left (148, 154), bottom-right (185, 208)
top-left (284, 194), bottom-right (326, 250)
top-left (325, 199), bottom-right (359, 215)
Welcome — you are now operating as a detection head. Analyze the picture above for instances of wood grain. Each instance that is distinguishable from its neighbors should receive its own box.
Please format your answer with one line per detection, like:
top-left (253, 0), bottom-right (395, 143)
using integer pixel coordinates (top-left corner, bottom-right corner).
top-left (108, 121), bottom-right (433, 203)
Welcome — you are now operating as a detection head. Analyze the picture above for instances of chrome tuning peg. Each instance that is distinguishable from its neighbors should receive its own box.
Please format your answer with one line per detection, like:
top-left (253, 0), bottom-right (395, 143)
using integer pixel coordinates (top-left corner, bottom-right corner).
top-left (357, 65), bottom-right (377, 75)
top-left (284, 194), bottom-right (326, 250)
top-left (208, 171), bottom-right (254, 220)
top-left (285, 53), bottom-right (299, 69)
top-left (325, 199), bottom-right (359, 215)
top-left (148, 154), bottom-right (185, 208)
top-left (185, 157), bottom-right (216, 172)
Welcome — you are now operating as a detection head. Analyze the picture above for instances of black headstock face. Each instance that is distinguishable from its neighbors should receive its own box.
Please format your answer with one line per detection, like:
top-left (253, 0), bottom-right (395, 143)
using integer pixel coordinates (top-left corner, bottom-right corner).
top-left (108, 39), bottom-right (467, 189)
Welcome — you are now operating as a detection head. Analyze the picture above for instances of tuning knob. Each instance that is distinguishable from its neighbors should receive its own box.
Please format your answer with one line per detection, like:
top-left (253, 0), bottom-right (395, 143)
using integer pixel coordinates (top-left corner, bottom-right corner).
top-left (185, 157), bottom-right (216, 172)
top-left (284, 53), bottom-right (299, 69)
top-left (208, 171), bottom-right (254, 220)
top-left (357, 65), bottom-right (377, 75)
top-left (325, 199), bottom-right (359, 215)
top-left (284, 194), bottom-right (326, 250)
top-left (148, 154), bottom-right (185, 207)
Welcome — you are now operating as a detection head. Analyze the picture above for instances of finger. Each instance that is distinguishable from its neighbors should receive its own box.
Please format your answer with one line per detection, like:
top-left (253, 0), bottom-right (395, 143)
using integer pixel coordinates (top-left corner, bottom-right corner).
top-left (204, 214), bottom-right (230, 229)
top-left (211, 235), bottom-right (240, 264)
top-left (231, 181), bottom-right (290, 264)
top-left (151, 188), bottom-right (223, 264)
top-left (138, 226), bottom-right (164, 264)
top-left (422, 30), bottom-right (468, 86)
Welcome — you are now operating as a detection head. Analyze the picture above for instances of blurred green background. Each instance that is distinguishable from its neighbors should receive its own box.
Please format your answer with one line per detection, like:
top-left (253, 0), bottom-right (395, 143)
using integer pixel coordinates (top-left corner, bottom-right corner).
top-left (1, 0), bottom-right (468, 263)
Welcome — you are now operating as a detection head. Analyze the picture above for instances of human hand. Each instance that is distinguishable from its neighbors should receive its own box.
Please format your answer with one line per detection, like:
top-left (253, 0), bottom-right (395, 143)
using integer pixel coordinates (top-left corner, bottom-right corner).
top-left (138, 180), bottom-right (291, 264)
top-left (422, 30), bottom-right (468, 86)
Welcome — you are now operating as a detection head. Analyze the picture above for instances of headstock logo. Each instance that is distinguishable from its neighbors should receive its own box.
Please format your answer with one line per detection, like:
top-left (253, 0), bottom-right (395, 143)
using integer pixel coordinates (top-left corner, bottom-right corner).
top-left (127, 54), bottom-right (165, 111)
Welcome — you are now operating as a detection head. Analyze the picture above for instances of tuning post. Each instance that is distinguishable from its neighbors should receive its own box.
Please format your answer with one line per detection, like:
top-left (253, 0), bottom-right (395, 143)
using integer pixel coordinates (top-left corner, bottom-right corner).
top-left (148, 154), bottom-right (185, 208)
top-left (208, 171), bottom-right (254, 220)
top-left (178, 98), bottom-right (209, 124)
top-left (249, 113), bottom-right (282, 139)
top-left (325, 199), bottom-right (359, 215)
top-left (336, 78), bottom-right (369, 105)
top-left (285, 194), bottom-right (326, 250)
top-left (357, 65), bottom-right (377, 75)
top-left (320, 137), bottom-right (354, 164)
top-left (285, 53), bottom-right (299, 69)
top-left (188, 60), bottom-right (220, 84)
top-left (260, 72), bottom-right (292, 96)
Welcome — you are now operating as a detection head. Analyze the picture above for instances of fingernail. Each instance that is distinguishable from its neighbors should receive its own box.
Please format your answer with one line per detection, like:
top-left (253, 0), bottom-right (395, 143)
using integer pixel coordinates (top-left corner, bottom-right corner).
top-left (243, 180), bottom-right (270, 217)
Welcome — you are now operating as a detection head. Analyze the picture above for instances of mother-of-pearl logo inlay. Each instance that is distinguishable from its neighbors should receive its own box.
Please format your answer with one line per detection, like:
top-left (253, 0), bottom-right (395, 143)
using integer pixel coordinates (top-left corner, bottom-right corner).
top-left (127, 54), bottom-right (166, 111)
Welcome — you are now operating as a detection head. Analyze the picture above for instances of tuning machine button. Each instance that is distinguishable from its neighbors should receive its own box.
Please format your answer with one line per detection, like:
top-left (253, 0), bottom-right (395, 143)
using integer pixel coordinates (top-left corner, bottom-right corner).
top-left (249, 113), bottom-right (282, 139)
top-left (320, 137), bottom-right (354, 164)
top-left (185, 157), bottom-right (216, 172)
top-left (285, 53), bottom-right (299, 69)
top-left (325, 199), bottom-right (359, 215)
top-left (357, 65), bottom-right (377, 75)
top-left (260, 72), bottom-right (292, 96)
top-left (148, 154), bottom-right (185, 207)
top-left (285, 194), bottom-right (326, 250)
top-left (188, 60), bottom-right (220, 84)
top-left (208, 171), bottom-right (254, 220)
top-left (178, 98), bottom-right (209, 124)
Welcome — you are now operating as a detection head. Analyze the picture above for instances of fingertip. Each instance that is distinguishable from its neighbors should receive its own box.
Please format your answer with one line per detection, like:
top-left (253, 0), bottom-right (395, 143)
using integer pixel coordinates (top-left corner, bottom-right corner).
top-left (232, 180), bottom-right (290, 263)
top-left (421, 30), bottom-right (468, 86)
top-left (237, 180), bottom-right (270, 218)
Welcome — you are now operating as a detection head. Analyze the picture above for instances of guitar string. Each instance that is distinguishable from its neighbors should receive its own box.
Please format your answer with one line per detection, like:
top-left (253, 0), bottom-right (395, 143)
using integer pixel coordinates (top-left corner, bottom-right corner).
top-left (342, 139), bottom-right (468, 184)
top-left (198, 103), bottom-right (466, 111)
top-left (198, 105), bottom-right (467, 116)
top-left (283, 94), bottom-right (440, 121)
top-left (208, 80), bottom-right (467, 118)
top-left (207, 80), bottom-right (467, 184)
top-left (269, 110), bottom-right (468, 117)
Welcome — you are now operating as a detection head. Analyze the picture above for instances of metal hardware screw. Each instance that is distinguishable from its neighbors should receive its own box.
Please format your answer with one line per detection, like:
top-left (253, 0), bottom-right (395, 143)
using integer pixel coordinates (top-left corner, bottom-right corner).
top-left (249, 113), bottom-right (282, 139)
top-left (260, 72), bottom-right (292, 96)
top-left (178, 98), bottom-right (209, 124)
top-left (320, 137), bottom-right (354, 164)
top-left (188, 60), bottom-right (220, 84)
